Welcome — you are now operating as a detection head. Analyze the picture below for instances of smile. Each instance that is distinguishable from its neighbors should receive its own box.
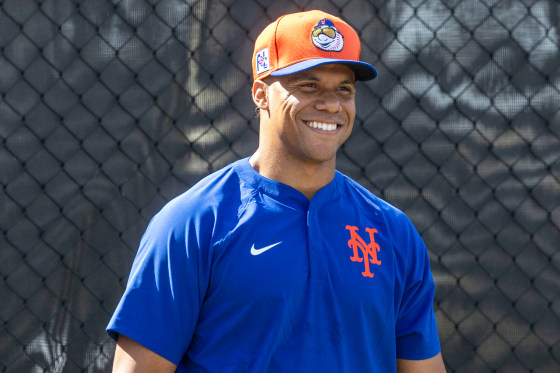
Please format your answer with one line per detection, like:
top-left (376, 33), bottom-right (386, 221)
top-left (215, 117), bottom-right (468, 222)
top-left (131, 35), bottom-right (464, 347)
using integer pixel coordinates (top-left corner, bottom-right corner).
top-left (305, 121), bottom-right (339, 132)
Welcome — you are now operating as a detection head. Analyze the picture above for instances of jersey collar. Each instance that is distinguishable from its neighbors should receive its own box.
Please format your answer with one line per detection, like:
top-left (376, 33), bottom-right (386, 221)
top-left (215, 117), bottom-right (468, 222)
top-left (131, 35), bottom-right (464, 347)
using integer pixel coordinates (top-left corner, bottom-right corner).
top-left (233, 157), bottom-right (341, 209)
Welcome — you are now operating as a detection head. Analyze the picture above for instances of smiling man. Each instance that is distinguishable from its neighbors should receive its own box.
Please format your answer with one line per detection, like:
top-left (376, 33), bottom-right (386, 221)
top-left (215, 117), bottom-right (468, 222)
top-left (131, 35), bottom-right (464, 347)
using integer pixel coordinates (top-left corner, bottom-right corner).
top-left (107, 10), bottom-right (446, 373)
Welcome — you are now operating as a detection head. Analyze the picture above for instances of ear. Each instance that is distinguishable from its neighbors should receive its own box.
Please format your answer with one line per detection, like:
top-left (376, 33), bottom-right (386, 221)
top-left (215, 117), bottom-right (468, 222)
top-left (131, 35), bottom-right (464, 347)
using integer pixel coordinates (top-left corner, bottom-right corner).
top-left (252, 80), bottom-right (268, 111)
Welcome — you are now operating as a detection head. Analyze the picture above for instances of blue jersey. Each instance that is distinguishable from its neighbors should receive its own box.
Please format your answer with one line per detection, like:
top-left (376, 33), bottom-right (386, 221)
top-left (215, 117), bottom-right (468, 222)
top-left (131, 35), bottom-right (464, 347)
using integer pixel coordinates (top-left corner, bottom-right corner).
top-left (107, 157), bottom-right (440, 372)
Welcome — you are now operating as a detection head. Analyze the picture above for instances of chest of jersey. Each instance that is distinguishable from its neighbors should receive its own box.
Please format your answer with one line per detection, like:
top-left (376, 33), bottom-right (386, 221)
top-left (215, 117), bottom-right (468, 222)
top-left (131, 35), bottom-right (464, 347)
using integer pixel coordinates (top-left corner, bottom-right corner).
top-left (193, 189), bottom-right (397, 367)
top-left (208, 192), bottom-right (395, 302)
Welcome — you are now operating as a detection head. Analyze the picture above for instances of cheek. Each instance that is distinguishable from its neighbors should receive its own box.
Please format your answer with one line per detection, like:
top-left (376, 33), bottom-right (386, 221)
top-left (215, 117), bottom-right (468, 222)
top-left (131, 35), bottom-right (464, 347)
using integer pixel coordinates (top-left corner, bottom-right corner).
top-left (343, 101), bottom-right (356, 139)
top-left (343, 122), bottom-right (354, 142)
top-left (279, 96), bottom-right (301, 117)
top-left (344, 100), bottom-right (356, 121)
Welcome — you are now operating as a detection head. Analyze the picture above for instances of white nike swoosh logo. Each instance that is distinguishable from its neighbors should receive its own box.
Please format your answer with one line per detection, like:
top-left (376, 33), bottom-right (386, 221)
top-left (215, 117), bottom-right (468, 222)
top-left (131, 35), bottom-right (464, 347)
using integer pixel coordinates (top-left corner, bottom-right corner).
top-left (251, 242), bottom-right (282, 256)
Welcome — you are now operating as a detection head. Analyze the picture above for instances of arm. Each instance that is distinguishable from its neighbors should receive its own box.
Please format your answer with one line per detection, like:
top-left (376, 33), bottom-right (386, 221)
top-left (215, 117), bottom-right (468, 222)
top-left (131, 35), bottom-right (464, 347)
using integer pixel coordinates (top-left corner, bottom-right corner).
top-left (397, 353), bottom-right (446, 373)
top-left (113, 334), bottom-right (177, 373)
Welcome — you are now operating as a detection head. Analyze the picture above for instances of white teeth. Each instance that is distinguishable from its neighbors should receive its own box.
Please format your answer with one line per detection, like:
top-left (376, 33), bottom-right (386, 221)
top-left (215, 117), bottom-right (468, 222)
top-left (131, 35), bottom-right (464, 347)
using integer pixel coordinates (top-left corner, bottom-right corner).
top-left (306, 121), bottom-right (338, 131)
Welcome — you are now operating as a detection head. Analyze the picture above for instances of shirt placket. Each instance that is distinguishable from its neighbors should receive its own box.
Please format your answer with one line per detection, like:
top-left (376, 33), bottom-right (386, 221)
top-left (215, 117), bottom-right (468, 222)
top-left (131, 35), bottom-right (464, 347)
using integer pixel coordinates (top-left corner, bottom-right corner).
top-left (306, 190), bottom-right (330, 282)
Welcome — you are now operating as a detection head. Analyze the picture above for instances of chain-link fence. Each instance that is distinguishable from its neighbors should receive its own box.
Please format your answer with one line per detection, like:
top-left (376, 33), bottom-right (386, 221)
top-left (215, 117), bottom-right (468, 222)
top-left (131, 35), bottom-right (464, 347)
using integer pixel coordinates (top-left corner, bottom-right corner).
top-left (1, 0), bottom-right (559, 371)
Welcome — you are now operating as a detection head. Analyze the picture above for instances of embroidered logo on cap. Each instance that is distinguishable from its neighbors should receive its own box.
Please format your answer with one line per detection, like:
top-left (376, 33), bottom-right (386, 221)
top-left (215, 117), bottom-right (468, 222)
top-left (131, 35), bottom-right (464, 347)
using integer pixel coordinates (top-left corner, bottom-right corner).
top-left (256, 48), bottom-right (270, 75)
top-left (311, 19), bottom-right (344, 52)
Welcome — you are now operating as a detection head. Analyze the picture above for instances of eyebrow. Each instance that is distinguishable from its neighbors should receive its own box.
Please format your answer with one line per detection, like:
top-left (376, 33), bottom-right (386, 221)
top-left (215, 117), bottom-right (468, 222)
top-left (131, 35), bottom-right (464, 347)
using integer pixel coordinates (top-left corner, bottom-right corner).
top-left (286, 74), bottom-right (319, 83)
top-left (340, 79), bottom-right (357, 86)
top-left (287, 74), bottom-right (356, 86)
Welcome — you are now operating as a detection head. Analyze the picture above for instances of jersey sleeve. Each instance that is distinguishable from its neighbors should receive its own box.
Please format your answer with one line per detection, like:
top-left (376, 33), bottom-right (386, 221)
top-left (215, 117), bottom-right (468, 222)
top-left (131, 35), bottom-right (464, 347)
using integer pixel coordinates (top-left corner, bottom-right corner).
top-left (394, 216), bottom-right (441, 360)
top-left (106, 196), bottom-right (212, 365)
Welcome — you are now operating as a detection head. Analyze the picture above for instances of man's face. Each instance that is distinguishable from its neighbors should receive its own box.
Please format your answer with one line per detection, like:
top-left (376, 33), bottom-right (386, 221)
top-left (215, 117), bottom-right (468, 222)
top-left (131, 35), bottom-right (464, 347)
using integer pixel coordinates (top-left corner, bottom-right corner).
top-left (258, 64), bottom-right (356, 166)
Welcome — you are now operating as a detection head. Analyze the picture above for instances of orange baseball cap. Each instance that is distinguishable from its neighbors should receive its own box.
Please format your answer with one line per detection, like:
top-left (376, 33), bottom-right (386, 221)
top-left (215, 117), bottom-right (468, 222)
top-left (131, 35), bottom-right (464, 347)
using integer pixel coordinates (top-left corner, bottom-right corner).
top-left (252, 10), bottom-right (377, 81)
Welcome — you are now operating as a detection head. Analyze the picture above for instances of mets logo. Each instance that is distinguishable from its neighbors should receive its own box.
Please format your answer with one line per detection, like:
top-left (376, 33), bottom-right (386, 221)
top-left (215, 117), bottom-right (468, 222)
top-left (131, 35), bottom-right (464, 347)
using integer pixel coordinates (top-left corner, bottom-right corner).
top-left (311, 19), bottom-right (344, 52)
top-left (346, 225), bottom-right (382, 278)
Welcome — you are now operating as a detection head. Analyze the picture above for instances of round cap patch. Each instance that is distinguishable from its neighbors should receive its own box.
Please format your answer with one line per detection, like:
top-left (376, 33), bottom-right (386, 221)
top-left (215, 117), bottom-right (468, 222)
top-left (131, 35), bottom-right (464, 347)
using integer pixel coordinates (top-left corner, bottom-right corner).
top-left (311, 18), bottom-right (344, 52)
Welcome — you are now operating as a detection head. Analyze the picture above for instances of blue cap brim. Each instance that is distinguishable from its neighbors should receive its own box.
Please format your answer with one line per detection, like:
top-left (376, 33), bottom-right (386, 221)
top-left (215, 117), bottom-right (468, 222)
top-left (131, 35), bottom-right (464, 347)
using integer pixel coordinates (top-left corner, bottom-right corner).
top-left (270, 58), bottom-right (377, 81)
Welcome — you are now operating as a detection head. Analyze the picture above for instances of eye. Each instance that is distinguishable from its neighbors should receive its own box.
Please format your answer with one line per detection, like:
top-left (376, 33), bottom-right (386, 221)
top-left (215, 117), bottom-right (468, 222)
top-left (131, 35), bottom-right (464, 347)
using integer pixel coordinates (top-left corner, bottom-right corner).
top-left (298, 82), bottom-right (319, 91)
top-left (338, 85), bottom-right (355, 95)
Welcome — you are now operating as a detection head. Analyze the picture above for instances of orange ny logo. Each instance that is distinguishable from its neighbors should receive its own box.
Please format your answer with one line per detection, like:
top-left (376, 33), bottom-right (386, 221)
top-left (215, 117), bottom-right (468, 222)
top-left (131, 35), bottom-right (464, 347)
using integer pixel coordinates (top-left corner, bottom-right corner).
top-left (345, 225), bottom-right (382, 278)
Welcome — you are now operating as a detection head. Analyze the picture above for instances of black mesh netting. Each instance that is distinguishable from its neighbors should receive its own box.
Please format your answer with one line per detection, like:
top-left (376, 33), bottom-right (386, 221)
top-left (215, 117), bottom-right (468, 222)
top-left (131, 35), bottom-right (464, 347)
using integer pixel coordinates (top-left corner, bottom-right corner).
top-left (1, 0), bottom-right (559, 372)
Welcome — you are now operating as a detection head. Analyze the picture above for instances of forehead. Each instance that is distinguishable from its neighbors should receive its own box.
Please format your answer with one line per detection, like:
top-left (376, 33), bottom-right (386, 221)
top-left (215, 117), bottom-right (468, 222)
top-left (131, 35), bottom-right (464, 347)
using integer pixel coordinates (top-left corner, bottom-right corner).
top-left (284, 64), bottom-right (356, 82)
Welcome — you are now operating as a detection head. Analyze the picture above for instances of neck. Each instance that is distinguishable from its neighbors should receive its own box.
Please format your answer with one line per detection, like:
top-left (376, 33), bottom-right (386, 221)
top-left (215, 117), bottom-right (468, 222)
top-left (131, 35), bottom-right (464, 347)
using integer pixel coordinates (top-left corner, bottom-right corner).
top-left (249, 149), bottom-right (336, 200)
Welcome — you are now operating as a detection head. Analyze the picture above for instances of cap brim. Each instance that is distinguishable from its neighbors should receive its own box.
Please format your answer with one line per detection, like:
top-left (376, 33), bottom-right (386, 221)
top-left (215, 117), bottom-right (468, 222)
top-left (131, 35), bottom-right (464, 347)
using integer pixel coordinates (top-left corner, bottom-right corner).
top-left (270, 58), bottom-right (377, 81)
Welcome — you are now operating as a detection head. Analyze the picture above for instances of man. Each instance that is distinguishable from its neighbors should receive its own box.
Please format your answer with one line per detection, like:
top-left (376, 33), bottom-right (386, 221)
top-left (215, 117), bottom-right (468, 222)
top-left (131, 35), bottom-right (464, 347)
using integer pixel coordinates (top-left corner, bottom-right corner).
top-left (107, 10), bottom-right (446, 372)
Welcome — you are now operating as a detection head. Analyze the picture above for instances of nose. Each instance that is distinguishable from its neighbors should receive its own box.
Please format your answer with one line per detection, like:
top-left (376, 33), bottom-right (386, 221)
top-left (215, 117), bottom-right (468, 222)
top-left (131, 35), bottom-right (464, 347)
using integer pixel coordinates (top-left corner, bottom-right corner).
top-left (315, 92), bottom-right (341, 113)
